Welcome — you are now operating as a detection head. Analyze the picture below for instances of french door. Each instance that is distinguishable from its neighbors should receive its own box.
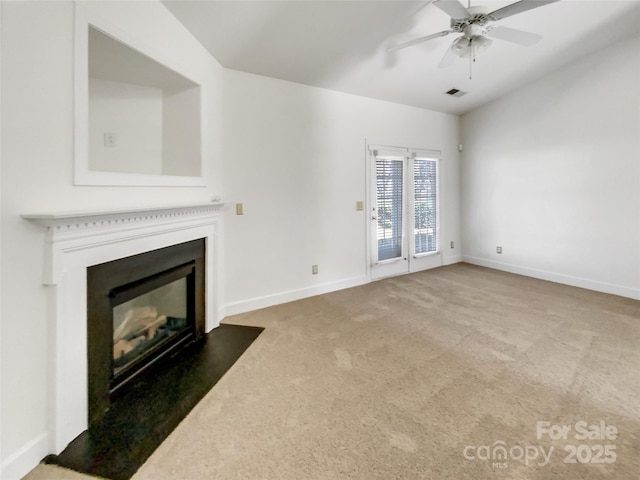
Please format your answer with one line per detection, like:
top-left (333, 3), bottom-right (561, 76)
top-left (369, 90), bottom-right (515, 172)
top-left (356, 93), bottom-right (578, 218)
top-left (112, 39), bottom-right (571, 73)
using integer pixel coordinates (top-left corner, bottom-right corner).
top-left (368, 145), bottom-right (442, 280)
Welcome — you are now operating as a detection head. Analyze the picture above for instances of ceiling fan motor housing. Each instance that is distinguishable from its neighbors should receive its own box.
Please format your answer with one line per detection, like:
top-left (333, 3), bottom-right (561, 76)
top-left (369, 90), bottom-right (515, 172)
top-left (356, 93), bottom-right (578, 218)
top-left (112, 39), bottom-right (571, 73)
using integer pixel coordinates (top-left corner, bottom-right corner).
top-left (450, 5), bottom-right (491, 33)
top-left (465, 23), bottom-right (486, 37)
top-left (450, 4), bottom-right (494, 59)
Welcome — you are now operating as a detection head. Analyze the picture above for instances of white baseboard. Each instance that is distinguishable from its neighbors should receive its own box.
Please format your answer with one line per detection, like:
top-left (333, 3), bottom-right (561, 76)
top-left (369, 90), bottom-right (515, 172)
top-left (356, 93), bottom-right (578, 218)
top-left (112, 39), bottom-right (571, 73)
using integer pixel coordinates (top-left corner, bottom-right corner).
top-left (443, 254), bottom-right (463, 266)
top-left (216, 307), bottom-right (226, 326)
top-left (224, 275), bottom-right (370, 317)
top-left (462, 255), bottom-right (640, 300)
top-left (223, 259), bottom-right (466, 318)
top-left (1, 433), bottom-right (48, 480)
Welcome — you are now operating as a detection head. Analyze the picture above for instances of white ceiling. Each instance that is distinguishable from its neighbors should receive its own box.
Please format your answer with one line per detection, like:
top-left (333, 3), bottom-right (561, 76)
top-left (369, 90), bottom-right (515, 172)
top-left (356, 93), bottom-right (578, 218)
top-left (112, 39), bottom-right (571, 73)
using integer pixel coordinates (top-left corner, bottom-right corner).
top-left (163, 0), bottom-right (640, 115)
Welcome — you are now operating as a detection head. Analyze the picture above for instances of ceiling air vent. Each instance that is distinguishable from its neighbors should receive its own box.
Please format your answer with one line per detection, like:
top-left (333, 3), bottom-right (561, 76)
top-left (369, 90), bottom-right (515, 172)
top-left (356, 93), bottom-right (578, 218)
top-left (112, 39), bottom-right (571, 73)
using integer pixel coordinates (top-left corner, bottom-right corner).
top-left (445, 88), bottom-right (466, 98)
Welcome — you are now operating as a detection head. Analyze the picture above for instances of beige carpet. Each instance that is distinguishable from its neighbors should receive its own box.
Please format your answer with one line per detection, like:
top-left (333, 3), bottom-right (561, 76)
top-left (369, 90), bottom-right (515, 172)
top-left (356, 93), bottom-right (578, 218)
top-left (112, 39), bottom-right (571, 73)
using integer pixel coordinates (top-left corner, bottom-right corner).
top-left (25, 264), bottom-right (640, 480)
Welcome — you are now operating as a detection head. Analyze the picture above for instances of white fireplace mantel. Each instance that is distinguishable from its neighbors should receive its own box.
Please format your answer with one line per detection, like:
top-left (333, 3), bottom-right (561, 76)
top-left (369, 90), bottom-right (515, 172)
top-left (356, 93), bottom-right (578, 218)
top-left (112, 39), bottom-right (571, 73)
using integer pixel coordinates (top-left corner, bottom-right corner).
top-left (23, 202), bottom-right (224, 284)
top-left (23, 202), bottom-right (224, 453)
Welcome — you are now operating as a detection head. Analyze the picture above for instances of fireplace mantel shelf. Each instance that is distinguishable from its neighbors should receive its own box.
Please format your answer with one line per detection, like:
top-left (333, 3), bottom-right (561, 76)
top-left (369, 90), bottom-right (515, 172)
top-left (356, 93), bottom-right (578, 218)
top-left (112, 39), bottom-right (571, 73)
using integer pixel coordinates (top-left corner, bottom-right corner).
top-left (22, 202), bottom-right (225, 229)
top-left (23, 201), bottom-right (225, 286)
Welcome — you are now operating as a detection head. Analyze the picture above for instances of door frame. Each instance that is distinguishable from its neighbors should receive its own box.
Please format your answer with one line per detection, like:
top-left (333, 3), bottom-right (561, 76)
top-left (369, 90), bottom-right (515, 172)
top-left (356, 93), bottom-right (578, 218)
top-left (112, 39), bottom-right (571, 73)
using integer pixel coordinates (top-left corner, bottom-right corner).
top-left (366, 143), bottom-right (443, 281)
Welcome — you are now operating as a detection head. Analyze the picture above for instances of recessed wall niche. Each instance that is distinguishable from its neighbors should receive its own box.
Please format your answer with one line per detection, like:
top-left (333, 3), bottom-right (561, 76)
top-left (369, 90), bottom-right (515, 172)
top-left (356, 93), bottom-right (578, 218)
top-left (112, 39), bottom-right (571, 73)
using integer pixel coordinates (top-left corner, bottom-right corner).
top-left (74, 18), bottom-right (205, 186)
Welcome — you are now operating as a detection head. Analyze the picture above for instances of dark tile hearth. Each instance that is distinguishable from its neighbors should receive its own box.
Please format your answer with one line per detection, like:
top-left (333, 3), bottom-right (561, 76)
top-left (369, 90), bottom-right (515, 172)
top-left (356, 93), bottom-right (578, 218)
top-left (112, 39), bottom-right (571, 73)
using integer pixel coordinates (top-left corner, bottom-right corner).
top-left (45, 324), bottom-right (263, 480)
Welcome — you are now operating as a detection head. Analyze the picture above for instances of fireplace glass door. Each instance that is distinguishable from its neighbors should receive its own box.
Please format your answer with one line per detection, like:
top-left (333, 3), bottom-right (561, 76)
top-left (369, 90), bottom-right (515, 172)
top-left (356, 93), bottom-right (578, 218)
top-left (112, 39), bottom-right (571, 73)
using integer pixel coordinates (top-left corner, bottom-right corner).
top-left (107, 260), bottom-right (197, 393)
top-left (113, 277), bottom-right (188, 376)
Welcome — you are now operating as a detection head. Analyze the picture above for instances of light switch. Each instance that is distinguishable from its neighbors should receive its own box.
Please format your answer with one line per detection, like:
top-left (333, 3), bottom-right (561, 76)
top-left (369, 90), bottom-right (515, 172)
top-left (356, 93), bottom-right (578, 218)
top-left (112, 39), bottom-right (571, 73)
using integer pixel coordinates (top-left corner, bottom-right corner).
top-left (236, 203), bottom-right (244, 215)
top-left (356, 201), bottom-right (364, 211)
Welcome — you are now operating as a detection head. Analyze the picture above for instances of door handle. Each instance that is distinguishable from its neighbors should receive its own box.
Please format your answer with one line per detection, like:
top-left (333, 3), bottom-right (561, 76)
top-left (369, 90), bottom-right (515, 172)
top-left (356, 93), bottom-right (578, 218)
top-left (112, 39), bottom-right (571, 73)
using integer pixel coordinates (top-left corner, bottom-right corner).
top-left (371, 216), bottom-right (377, 220)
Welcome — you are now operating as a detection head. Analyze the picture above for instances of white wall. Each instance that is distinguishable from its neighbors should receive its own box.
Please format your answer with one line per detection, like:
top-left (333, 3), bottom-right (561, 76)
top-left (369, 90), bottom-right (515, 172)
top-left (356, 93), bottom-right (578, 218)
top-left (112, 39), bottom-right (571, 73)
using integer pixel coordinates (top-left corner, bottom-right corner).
top-left (0, 1), bottom-right (224, 478)
top-left (162, 86), bottom-right (202, 177)
top-left (460, 34), bottom-right (640, 299)
top-left (0, 1), bottom-right (4, 476)
top-left (89, 77), bottom-right (163, 174)
top-left (222, 70), bottom-right (461, 313)
top-left (89, 79), bottom-right (203, 177)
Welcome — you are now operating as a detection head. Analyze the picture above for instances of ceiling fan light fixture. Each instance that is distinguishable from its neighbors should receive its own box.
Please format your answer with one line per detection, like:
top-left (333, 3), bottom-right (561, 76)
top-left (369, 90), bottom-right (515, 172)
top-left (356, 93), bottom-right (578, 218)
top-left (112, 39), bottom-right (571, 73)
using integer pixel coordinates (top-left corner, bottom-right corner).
top-left (451, 37), bottom-right (470, 57)
top-left (472, 35), bottom-right (492, 50)
top-left (456, 35), bottom-right (492, 59)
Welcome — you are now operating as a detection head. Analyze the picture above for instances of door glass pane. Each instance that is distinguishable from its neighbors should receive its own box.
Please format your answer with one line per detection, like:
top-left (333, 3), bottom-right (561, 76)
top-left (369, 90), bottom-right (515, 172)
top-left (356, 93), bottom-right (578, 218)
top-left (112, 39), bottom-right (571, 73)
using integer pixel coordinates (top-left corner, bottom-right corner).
top-left (376, 158), bottom-right (403, 261)
top-left (414, 159), bottom-right (437, 254)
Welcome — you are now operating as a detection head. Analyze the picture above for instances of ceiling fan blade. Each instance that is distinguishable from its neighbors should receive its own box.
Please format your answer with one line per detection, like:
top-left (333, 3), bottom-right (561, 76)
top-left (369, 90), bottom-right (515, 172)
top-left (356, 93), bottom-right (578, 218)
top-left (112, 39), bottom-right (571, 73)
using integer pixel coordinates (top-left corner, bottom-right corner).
top-left (410, 0), bottom-right (438, 17)
top-left (438, 39), bottom-right (459, 68)
top-left (488, 0), bottom-right (560, 21)
top-left (387, 30), bottom-right (452, 52)
top-left (487, 25), bottom-right (542, 46)
top-left (433, 0), bottom-right (470, 19)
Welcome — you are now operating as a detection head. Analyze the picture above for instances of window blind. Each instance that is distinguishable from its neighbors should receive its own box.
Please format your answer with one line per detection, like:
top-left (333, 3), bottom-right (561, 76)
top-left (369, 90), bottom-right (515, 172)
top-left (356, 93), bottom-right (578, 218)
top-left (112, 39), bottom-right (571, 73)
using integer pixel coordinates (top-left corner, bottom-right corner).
top-left (376, 157), bottom-right (404, 261)
top-left (413, 158), bottom-right (438, 254)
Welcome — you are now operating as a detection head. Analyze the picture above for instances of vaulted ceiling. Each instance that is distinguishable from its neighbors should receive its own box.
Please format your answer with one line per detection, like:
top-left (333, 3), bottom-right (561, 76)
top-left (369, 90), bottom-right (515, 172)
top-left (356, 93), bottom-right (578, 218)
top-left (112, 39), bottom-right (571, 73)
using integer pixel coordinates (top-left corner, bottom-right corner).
top-left (163, 0), bottom-right (640, 115)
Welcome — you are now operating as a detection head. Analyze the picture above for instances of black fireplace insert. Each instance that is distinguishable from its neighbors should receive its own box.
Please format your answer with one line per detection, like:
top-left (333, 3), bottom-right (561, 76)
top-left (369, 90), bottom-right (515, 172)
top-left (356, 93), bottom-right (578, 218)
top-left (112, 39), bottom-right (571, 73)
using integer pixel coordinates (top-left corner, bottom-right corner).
top-left (87, 239), bottom-right (205, 427)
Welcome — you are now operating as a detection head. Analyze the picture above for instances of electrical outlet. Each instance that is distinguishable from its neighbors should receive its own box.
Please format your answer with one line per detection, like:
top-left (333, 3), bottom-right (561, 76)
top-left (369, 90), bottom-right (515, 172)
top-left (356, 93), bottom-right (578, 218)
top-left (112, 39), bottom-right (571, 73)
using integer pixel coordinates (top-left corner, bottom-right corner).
top-left (312, 264), bottom-right (318, 275)
top-left (496, 246), bottom-right (502, 254)
top-left (236, 203), bottom-right (244, 215)
top-left (104, 133), bottom-right (117, 148)
top-left (450, 241), bottom-right (454, 249)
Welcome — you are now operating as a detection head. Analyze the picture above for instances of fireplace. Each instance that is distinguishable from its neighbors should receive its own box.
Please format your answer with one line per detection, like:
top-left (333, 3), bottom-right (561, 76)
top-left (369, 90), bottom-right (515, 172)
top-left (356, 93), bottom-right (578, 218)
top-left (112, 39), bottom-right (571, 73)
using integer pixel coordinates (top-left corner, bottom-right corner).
top-left (87, 239), bottom-right (205, 426)
top-left (23, 203), bottom-right (267, 479)
top-left (22, 202), bottom-right (223, 453)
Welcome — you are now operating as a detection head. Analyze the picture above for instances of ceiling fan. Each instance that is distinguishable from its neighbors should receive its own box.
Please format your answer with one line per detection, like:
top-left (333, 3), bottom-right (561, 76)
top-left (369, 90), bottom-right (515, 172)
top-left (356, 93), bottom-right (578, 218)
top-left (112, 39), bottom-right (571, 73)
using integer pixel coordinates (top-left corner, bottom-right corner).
top-left (388, 0), bottom-right (560, 68)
